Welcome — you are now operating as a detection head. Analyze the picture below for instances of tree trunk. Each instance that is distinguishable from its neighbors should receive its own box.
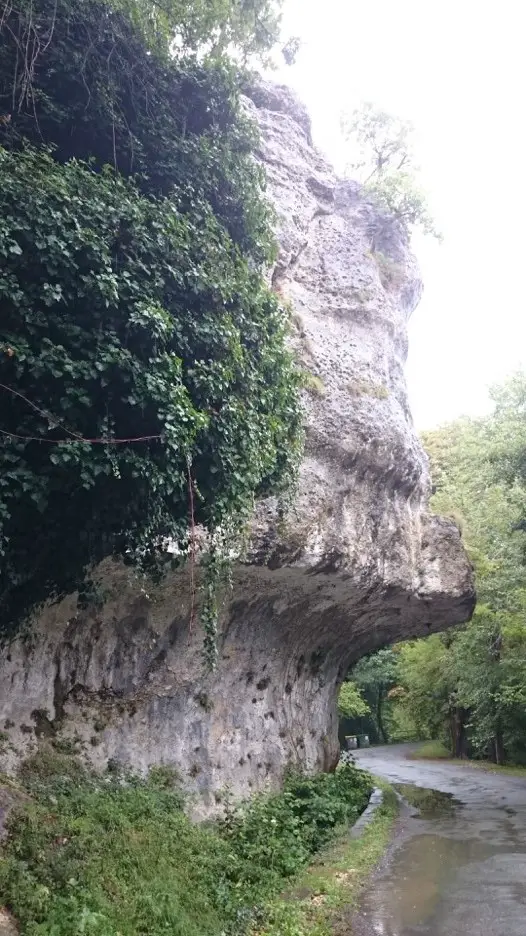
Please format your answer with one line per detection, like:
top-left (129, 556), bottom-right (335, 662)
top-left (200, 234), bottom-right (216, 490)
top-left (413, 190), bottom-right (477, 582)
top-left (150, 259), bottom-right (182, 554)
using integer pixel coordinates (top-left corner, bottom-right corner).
top-left (494, 722), bottom-right (505, 765)
top-left (377, 690), bottom-right (388, 744)
top-left (450, 707), bottom-right (469, 758)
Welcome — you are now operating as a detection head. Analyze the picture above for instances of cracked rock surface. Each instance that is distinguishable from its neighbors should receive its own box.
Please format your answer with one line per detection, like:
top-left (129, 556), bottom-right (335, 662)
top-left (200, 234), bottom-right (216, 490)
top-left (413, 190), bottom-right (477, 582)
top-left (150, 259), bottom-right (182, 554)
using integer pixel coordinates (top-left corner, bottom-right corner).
top-left (0, 82), bottom-right (475, 813)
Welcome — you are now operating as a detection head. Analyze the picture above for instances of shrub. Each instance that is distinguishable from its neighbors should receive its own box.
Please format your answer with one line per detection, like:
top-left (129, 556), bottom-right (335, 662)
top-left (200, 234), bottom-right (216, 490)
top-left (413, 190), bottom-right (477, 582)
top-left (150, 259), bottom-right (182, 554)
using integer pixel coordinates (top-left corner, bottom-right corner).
top-left (0, 756), bottom-right (372, 935)
top-left (217, 764), bottom-right (372, 912)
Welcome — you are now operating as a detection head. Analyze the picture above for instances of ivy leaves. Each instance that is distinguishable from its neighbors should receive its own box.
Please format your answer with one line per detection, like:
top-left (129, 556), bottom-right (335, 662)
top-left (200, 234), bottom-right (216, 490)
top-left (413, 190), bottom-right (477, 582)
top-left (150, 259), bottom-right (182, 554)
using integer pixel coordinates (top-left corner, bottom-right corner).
top-left (0, 145), bottom-right (302, 635)
top-left (0, 0), bottom-right (303, 649)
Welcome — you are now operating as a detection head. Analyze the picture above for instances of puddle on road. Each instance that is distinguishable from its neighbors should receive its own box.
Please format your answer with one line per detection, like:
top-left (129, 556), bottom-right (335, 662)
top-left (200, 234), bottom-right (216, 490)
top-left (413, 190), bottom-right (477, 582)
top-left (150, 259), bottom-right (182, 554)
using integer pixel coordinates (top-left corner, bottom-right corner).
top-left (394, 784), bottom-right (460, 819)
top-left (357, 832), bottom-right (494, 934)
top-left (354, 784), bottom-right (518, 936)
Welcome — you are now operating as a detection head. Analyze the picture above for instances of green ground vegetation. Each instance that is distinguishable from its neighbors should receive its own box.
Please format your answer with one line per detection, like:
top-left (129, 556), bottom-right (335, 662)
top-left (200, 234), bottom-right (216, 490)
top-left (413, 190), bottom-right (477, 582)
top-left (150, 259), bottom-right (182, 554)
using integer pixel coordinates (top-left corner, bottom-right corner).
top-left (408, 741), bottom-right (451, 760)
top-left (259, 783), bottom-right (398, 936)
top-left (0, 749), bottom-right (372, 936)
top-left (409, 742), bottom-right (526, 777)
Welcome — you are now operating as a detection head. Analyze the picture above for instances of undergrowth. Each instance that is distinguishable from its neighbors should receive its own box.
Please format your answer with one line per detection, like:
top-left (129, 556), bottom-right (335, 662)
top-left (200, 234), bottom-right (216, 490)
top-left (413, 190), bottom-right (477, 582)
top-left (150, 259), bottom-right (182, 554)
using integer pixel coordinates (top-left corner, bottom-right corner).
top-left (0, 749), bottom-right (372, 936)
top-left (408, 740), bottom-right (451, 760)
top-left (259, 783), bottom-right (398, 936)
top-left (409, 741), bottom-right (526, 776)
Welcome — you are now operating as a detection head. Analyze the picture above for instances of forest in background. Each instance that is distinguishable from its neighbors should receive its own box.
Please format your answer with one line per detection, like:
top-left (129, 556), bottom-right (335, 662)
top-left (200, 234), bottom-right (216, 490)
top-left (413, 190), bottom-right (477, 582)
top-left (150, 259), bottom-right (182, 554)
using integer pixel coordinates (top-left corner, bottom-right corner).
top-left (341, 372), bottom-right (526, 765)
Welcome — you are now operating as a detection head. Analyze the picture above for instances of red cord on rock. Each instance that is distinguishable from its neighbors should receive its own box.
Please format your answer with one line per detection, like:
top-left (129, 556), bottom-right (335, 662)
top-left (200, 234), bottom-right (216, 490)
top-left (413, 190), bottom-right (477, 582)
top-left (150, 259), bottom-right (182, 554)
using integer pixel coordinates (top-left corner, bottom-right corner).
top-left (187, 457), bottom-right (197, 633)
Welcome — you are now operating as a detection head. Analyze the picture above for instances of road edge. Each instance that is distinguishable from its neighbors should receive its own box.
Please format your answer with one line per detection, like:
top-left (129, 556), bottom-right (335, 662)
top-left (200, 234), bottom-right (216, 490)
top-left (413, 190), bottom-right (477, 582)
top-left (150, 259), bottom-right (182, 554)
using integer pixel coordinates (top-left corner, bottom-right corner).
top-left (256, 780), bottom-right (399, 935)
top-left (350, 787), bottom-right (384, 838)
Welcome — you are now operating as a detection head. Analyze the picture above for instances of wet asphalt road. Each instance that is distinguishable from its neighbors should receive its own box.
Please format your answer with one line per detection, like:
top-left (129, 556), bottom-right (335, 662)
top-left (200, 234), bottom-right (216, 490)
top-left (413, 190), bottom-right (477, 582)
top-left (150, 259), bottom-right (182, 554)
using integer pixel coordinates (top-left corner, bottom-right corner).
top-left (352, 744), bottom-right (526, 936)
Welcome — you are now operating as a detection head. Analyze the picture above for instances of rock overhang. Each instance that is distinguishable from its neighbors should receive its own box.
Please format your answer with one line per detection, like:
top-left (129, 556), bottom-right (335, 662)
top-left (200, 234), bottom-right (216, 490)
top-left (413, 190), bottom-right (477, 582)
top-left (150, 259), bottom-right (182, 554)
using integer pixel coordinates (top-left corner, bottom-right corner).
top-left (0, 80), bottom-right (475, 809)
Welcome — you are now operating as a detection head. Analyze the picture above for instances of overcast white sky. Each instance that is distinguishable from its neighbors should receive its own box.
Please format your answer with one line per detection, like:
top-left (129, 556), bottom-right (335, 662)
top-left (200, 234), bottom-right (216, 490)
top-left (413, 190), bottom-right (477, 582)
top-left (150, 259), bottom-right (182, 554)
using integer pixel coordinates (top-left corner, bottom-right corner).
top-left (270, 0), bottom-right (525, 429)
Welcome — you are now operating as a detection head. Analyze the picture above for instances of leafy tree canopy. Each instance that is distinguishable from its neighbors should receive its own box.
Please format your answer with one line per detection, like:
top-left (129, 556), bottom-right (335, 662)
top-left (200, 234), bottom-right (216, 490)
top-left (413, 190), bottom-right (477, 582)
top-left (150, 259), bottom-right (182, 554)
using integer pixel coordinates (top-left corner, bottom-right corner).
top-left (0, 0), bottom-right (275, 257)
top-left (341, 103), bottom-right (440, 240)
top-left (337, 681), bottom-right (370, 721)
top-left (382, 377), bottom-right (526, 763)
top-left (141, 0), bottom-right (283, 59)
top-left (351, 648), bottom-right (398, 743)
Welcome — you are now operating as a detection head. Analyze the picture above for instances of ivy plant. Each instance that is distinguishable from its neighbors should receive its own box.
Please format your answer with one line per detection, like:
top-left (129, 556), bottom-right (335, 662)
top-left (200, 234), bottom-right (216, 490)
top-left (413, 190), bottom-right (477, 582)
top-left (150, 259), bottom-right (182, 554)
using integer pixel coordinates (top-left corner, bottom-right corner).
top-left (0, 145), bottom-right (302, 645)
top-left (0, 0), bottom-right (303, 651)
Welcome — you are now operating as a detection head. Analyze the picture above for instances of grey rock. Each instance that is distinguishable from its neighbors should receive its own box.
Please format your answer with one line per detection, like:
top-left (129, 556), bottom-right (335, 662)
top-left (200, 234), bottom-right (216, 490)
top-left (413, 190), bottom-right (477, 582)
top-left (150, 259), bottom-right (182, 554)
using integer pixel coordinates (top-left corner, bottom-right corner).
top-left (0, 909), bottom-right (18, 936)
top-left (0, 81), bottom-right (474, 814)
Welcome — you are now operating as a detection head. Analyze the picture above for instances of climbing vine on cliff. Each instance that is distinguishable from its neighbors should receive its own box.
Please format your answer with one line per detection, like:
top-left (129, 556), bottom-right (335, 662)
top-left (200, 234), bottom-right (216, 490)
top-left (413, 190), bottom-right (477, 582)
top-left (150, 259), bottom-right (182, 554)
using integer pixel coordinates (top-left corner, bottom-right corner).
top-left (0, 0), bottom-right (303, 649)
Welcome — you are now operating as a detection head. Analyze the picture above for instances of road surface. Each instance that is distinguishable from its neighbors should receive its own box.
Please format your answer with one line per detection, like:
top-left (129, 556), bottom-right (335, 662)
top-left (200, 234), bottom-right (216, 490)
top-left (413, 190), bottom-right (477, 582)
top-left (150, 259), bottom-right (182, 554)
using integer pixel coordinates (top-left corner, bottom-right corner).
top-left (352, 744), bottom-right (526, 936)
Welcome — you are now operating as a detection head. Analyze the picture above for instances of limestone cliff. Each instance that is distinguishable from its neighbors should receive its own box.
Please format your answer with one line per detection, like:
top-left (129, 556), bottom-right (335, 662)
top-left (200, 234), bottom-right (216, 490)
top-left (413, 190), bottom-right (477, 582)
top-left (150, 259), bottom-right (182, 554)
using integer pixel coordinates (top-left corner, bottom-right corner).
top-left (0, 83), bottom-right (475, 811)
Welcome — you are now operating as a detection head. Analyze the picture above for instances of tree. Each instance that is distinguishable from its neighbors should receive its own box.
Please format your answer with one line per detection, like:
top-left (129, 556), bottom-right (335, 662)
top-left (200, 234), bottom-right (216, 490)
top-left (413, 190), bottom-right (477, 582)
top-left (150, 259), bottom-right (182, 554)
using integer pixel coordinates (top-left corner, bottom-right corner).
top-left (341, 103), bottom-right (440, 240)
top-left (281, 36), bottom-right (302, 65)
top-left (0, 0), bottom-right (302, 652)
top-left (488, 372), bottom-right (526, 519)
top-left (97, 0), bottom-right (283, 59)
top-left (388, 381), bottom-right (526, 763)
top-left (337, 682), bottom-right (370, 721)
top-left (351, 648), bottom-right (398, 743)
top-left (0, 0), bottom-right (275, 257)
top-left (392, 636), bottom-right (465, 753)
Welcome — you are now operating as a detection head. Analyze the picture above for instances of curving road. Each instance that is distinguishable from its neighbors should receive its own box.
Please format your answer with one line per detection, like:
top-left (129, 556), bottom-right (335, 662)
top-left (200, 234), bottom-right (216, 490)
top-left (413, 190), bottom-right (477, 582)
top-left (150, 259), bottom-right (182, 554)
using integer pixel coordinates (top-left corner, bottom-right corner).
top-left (352, 744), bottom-right (526, 936)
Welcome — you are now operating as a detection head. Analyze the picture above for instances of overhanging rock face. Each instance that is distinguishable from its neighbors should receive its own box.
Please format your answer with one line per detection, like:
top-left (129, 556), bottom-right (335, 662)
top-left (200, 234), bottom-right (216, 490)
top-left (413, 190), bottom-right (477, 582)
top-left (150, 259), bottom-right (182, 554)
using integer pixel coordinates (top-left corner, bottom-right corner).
top-left (0, 83), bottom-right (475, 811)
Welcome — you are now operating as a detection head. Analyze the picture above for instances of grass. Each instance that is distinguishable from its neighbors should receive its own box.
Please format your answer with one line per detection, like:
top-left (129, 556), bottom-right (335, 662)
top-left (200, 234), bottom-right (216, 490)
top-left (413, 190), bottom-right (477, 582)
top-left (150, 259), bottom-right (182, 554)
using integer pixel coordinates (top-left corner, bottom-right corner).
top-left (344, 379), bottom-right (389, 400)
top-left (301, 371), bottom-right (326, 398)
top-left (407, 740), bottom-right (451, 760)
top-left (408, 742), bottom-right (526, 777)
top-left (0, 748), bottom-right (373, 936)
top-left (463, 761), bottom-right (526, 777)
top-left (255, 781), bottom-right (398, 936)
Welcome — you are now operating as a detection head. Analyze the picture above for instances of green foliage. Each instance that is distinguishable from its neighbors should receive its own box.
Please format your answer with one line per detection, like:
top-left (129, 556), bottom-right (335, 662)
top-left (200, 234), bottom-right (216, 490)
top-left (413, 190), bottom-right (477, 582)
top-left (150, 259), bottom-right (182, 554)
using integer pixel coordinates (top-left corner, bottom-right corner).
top-left (0, 764), bottom-right (229, 935)
top-left (341, 103), bottom-right (440, 240)
top-left (342, 104), bottom-right (414, 179)
top-left (366, 172), bottom-right (440, 241)
top-left (0, 0), bottom-right (303, 641)
top-left (391, 636), bottom-right (454, 744)
top-left (488, 372), bottom-right (526, 510)
top-left (337, 681), bottom-right (370, 720)
top-left (301, 371), bottom-right (326, 398)
top-left (259, 784), bottom-right (398, 936)
top-left (281, 35), bottom-right (302, 66)
top-left (0, 754), bottom-right (372, 936)
top-left (351, 648), bottom-right (398, 743)
top-left (218, 766), bottom-right (371, 908)
top-left (152, 0), bottom-right (284, 60)
top-left (0, 145), bottom-right (302, 636)
top-left (387, 377), bottom-right (526, 764)
top-left (0, 0), bottom-right (283, 67)
top-left (0, 0), bottom-right (275, 259)
top-left (409, 740), bottom-right (451, 760)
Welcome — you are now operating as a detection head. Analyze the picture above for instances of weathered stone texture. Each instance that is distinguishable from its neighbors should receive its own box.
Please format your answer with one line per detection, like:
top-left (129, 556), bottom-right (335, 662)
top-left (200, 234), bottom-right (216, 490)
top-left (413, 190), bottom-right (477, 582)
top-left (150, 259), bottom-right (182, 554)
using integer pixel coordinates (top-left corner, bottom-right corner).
top-left (0, 82), bottom-right (474, 812)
